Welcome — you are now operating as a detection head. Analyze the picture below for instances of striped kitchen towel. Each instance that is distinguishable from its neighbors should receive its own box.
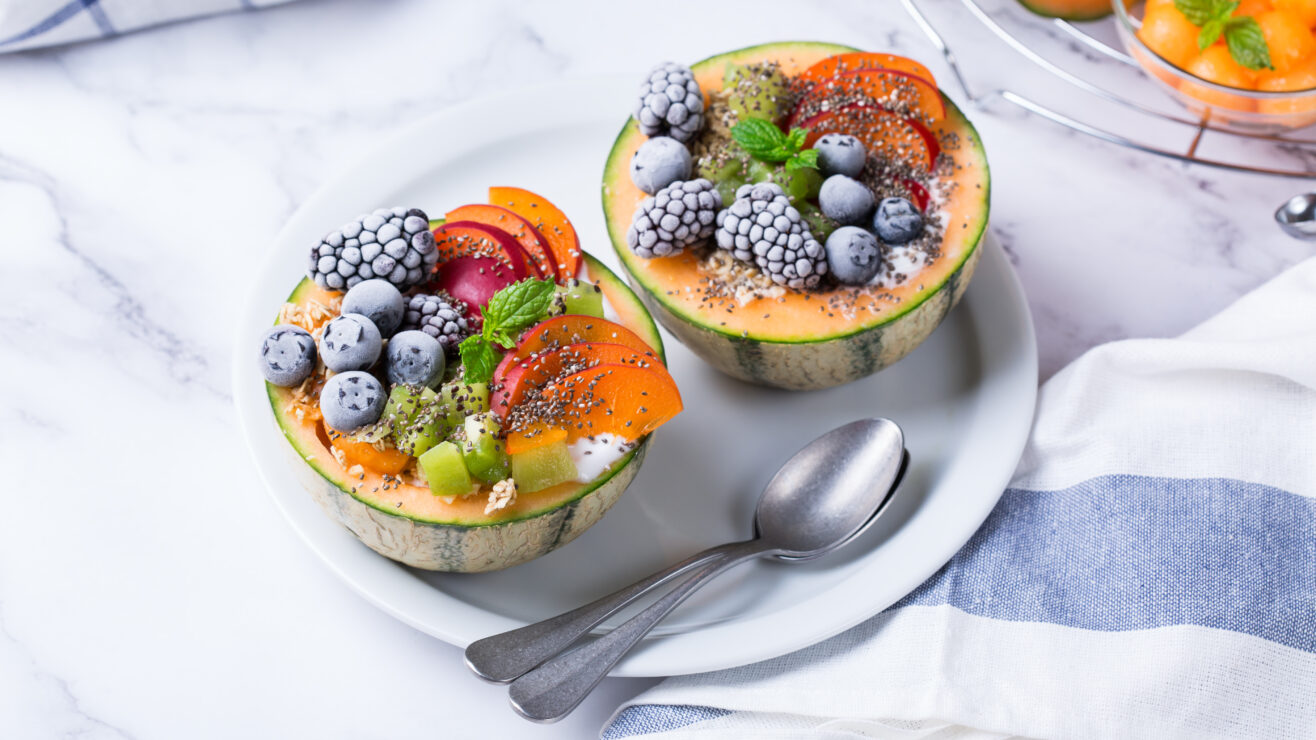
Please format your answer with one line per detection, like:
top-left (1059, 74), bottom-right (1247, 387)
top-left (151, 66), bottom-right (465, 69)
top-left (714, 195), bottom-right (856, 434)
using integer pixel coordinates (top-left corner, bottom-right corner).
top-left (603, 257), bottom-right (1316, 740)
top-left (0, 0), bottom-right (295, 53)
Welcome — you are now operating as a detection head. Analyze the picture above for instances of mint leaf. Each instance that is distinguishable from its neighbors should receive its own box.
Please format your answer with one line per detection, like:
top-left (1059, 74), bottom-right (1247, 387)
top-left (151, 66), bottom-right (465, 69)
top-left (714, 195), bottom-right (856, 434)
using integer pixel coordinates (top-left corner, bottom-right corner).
top-left (1225, 17), bottom-right (1273, 70)
top-left (784, 148), bottom-right (819, 173)
top-left (459, 335), bottom-right (501, 385)
top-left (1199, 17), bottom-right (1226, 49)
top-left (486, 327), bottom-right (518, 350)
top-left (726, 117), bottom-right (784, 158)
top-left (1174, 0), bottom-right (1224, 25)
top-left (482, 278), bottom-right (555, 335)
top-left (785, 127), bottom-right (808, 151)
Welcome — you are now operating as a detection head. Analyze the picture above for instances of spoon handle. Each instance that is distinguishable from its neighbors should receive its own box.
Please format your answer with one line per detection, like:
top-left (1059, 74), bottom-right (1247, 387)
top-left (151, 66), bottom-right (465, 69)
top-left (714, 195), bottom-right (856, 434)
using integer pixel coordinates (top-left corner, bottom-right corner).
top-left (507, 539), bottom-right (773, 722)
top-left (465, 539), bottom-right (752, 683)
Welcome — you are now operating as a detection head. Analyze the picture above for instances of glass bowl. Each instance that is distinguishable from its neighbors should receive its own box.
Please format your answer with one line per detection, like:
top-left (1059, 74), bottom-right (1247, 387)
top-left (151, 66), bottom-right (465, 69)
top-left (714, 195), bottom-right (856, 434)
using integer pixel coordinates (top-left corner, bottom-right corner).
top-left (1113, 0), bottom-right (1316, 132)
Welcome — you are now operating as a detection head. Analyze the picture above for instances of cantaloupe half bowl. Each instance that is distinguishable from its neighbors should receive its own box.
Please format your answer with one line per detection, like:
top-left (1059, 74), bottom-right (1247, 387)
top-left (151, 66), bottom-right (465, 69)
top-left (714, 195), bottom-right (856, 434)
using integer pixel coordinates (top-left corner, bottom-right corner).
top-left (267, 253), bottom-right (665, 573)
top-left (603, 41), bottom-right (990, 390)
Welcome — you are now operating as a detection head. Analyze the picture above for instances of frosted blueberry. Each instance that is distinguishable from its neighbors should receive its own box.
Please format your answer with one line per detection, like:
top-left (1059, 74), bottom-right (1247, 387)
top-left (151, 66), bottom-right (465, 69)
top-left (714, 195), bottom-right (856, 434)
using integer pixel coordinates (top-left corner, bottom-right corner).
top-left (814, 134), bottom-right (866, 178)
top-left (340, 279), bottom-right (406, 337)
top-left (825, 226), bottom-right (883, 285)
top-left (819, 175), bottom-right (875, 226)
top-left (385, 330), bottom-right (445, 389)
top-left (258, 325), bottom-right (317, 387)
top-left (873, 197), bottom-right (925, 245)
top-left (319, 313), bottom-right (382, 372)
top-left (629, 137), bottom-right (693, 195)
top-left (319, 371), bottom-right (386, 432)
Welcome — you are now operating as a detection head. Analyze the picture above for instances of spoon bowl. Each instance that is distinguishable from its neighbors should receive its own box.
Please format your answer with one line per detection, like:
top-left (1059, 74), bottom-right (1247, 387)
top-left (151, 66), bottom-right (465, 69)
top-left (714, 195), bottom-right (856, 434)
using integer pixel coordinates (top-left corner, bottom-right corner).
top-left (503, 418), bottom-right (909, 722)
top-left (755, 418), bottom-right (907, 558)
top-left (1276, 193), bottom-right (1316, 241)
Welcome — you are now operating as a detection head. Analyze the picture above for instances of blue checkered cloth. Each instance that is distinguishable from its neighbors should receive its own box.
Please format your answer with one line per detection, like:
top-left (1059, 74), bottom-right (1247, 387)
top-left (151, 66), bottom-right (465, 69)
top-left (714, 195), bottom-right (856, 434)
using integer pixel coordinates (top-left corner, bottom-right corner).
top-left (603, 258), bottom-right (1316, 739)
top-left (0, 0), bottom-right (294, 53)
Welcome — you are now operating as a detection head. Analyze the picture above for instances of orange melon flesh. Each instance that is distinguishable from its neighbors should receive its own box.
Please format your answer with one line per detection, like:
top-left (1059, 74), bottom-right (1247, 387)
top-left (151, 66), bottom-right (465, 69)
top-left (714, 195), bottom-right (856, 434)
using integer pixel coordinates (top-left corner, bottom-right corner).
top-left (605, 47), bottom-right (988, 343)
top-left (268, 254), bottom-right (665, 527)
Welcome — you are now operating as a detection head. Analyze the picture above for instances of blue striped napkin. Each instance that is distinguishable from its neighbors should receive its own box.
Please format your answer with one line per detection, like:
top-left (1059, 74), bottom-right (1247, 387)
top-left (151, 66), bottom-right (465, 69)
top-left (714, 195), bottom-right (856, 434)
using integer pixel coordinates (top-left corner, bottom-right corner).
top-left (604, 257), bottom-right (1316, 739)
top-left (0, 0), bottom-right (294, 53)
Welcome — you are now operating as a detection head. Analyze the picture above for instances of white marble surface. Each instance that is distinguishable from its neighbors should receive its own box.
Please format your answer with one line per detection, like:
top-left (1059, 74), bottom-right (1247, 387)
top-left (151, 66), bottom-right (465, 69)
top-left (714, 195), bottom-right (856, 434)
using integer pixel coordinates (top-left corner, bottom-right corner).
top-left (1, 0), bottom-right (1310, 737)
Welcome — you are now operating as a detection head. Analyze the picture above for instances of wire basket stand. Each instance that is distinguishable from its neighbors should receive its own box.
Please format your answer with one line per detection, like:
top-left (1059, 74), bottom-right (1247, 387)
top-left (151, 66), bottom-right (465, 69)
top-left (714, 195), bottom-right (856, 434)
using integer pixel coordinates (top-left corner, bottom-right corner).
top-left (901, 0), bottom-right (1316, 179)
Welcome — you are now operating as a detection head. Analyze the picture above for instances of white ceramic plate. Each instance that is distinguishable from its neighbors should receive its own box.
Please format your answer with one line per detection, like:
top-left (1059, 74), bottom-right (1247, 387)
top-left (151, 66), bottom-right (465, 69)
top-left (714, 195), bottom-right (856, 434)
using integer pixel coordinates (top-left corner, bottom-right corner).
top-left (233, 77), bottom-right (1038, 678)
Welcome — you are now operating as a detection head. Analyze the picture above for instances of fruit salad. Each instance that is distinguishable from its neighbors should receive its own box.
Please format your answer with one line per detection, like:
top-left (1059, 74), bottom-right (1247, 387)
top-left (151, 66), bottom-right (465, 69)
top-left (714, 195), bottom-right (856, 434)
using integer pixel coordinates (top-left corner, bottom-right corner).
top-left (1133, 0), bottom-right (1316, 115)
top-left (258, 189), bottom-right (681, 570)
top-left (603, 43), bottom-right (989, 390)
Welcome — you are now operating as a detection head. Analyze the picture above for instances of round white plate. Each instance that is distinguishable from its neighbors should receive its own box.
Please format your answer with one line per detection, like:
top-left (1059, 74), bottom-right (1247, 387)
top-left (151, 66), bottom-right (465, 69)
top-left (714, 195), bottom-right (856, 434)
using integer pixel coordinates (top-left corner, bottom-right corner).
top-left (233, 77), bottom-right (1038, 678)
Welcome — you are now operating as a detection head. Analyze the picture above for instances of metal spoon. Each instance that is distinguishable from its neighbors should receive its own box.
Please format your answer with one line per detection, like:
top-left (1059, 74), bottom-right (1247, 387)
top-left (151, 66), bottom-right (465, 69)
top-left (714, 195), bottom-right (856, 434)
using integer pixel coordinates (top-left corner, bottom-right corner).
top-left (1276, 193), bottom-right (1316, 241)
top-left (502, 417), bottom-right (908, 723)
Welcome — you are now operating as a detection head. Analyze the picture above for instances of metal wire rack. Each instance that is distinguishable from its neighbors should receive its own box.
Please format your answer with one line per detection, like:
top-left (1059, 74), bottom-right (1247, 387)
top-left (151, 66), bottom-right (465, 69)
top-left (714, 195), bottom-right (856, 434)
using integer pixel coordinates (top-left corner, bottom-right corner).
top-left (901, 0), bottom-right (1316, 179)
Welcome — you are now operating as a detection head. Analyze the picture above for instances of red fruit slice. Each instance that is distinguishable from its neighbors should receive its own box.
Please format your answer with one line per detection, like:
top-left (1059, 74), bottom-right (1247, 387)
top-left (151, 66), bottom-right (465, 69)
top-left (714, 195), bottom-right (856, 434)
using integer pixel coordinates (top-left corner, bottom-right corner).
top-left (488, 186), bottom-right (581, 278)
top-left (492, 342), bottom-right (661, 419)
top-left (432, 221), bottom-right (538, 279)
top-left (900, 177), bottom-right (931, 212)
top-left (445, 204), bottom-right (559, 281)
top-left (797, 52), bottom-right (938, 92)
top-left (509, 315), bottom-right (661, 363)
top-left (429, 256), bottom-right (521, 322)
top-left (794, 68), bottom-right (944, 124)
top-left (796, 104), bottom-right (940, 172)
top-left (505, 364), bottom-right (682, 454)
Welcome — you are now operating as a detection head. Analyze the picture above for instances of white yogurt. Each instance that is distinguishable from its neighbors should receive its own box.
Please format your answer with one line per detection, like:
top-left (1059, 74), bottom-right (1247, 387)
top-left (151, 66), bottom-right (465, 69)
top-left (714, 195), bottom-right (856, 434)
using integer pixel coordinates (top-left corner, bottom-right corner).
top-left (869, 245), bottom-right (929, 289)
top-left (569, 433), bottom-right (635, 483)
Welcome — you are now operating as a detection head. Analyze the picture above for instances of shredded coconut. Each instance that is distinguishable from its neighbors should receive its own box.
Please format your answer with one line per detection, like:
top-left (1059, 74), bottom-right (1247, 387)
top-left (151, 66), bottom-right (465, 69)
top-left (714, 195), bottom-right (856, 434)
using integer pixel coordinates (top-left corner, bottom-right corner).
top-left (485, 478), bottom-right (517, 515)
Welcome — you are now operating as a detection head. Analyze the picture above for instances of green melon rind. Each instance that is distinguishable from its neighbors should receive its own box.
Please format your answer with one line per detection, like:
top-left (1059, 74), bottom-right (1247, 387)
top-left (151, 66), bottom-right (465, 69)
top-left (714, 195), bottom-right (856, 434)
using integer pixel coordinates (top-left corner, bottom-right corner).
top-left (267, 255), bottom-right (664, 571)
top-left (1015, 0), bottom-right (1113, 20)
top-left (602, 41), bottom-right (990, 390)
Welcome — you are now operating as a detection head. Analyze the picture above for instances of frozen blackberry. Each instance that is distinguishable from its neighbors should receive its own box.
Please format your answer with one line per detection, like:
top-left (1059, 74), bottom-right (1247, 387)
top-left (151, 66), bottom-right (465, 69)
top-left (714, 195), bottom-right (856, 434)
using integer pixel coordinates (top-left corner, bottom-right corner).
top-left (625, 178), bottom-right (722, 258)
top-left (634, 62), bottom-right (704, 143)
top-left (309, 207), bottom-right (437, 292)
top-left (400, 293), bottom-right (471, 352)
top-left (715, 183), bottom-right (828, 290)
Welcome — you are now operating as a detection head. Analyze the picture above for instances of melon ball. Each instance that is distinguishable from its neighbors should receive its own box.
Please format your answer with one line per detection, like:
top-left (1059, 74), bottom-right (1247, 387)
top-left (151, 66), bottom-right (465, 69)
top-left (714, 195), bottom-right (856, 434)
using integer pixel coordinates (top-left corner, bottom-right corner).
top-left (1257, 10), bottom-right (1316, 73)
top-left (1139, 7), bottom-right (1202, 69)
top-left (1273, 0), bottom-right (1316, 29)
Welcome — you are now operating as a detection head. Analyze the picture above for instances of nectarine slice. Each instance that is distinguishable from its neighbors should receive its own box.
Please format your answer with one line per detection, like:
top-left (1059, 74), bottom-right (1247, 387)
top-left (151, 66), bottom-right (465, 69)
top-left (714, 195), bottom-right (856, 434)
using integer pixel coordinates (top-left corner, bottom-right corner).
top-left (506, 364), bottom-right (682, 453)
top-left (445, 204), bottom-right (559, 281)
top-left (798, 52), bottom-right (937, 92)
top-left (432, 221), bottom-right (535, 279)
top-left (796, 104), bottom-right (939, 172)
top-left (795, 68), bottom-right (945, 123)
top-left (488, 186), bottom-right (582, 278)
top-left (510, 315), bottom-right (661, 361)
top-left (494, 342), bottom-right (661, 419)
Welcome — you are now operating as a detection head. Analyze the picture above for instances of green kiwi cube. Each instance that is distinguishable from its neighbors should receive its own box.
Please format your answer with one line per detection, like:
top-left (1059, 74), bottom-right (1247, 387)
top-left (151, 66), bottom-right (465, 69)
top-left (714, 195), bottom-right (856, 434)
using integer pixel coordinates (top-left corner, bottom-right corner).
top-left (511, 439), bottom-right (578, 493)
top-left (463, 413), bottom-right (510, 485)
top-left (419, 441), bottom-right (473, 498)
top-left (554, 280), bottom-right (605, 319)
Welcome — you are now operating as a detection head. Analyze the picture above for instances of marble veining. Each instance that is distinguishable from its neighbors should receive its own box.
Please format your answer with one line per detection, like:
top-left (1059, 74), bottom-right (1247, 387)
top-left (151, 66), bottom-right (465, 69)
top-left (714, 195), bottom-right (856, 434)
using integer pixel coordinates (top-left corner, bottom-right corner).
top-left (1, 0), bottom-right (1311, 737)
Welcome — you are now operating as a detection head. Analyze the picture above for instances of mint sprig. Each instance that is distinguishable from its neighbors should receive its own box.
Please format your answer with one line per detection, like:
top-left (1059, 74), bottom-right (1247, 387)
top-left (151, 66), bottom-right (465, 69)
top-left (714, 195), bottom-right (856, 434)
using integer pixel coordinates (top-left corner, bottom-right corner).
top-left (1223, 17), bottom-right (1271, 71)
top-left (730, 119), bottom-right (819, 172)
top-left (458, 277), bottom-right (555, 384)
top-left (1173, 0), bottom-right (1273, 70)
